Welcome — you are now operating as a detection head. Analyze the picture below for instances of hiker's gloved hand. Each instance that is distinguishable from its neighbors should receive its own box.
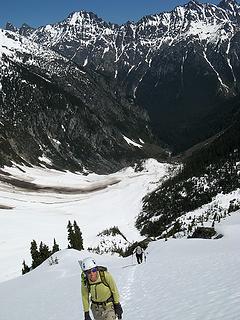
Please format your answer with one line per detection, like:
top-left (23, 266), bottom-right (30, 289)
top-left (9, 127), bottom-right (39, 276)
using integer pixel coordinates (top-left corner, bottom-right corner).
top-left (114, 303), bottom-right (123, 319)
top-left (84, 311), bottom-right (92, 320)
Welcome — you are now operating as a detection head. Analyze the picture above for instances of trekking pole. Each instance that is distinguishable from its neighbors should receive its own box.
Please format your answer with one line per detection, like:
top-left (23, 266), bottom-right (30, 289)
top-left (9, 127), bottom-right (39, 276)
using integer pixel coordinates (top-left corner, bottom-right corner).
top-left (131, 253), bottom-right (133, 265)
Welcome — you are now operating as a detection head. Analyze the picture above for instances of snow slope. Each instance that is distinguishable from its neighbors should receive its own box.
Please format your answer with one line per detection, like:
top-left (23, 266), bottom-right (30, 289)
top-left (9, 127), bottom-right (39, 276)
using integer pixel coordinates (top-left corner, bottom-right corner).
top-left (0, 159), bottom-right (174, 282)
top-left (0, 210), bottom-right (239, 320)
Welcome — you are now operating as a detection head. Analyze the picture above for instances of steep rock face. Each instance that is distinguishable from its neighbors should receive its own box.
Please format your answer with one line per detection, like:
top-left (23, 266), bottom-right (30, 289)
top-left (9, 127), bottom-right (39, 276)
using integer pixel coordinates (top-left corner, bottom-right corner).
top-left (0, 29), bottom-right (158, 173)
top-left (10, 0), bottom-right (240, 152)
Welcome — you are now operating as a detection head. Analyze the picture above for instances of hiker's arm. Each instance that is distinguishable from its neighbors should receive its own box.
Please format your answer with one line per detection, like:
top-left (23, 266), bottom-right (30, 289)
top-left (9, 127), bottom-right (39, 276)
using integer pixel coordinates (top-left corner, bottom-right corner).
top-left (81, 282), bottom-right (90, 312)
top-left (105, 272), bottom-right (120, 303)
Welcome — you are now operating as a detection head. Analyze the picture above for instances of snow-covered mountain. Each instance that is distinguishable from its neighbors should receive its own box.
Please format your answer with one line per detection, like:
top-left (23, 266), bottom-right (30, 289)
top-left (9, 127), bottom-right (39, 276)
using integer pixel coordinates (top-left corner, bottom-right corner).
top-left (0, 28), bottom-right (166, 173)
top-left (13, 0), bottom-right (240, 73)
top-left (0, 211), bottom-right (239, 320)
top-left (2, 0), bottom-right (240, 168)
top-left (8, 0), bottom-right (240, 152)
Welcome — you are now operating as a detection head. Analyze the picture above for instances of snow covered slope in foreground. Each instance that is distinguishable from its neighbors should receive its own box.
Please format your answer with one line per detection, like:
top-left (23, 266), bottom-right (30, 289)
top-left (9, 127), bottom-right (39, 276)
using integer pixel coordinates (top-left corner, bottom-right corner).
top-left (0, 159), bottom-right (173, 282)
top-left (0, 211), bottom-right (239, 320)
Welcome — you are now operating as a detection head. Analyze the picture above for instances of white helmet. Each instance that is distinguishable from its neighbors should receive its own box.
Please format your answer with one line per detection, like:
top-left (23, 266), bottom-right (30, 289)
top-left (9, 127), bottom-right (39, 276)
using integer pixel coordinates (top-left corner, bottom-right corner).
top-left (81, 257), bottom-right (97, 271)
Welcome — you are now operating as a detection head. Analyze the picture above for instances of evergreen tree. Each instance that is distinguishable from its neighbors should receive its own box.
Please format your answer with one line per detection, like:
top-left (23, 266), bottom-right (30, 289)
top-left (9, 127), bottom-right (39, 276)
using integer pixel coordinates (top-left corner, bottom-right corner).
top-left (67, 220), bottom-right (84, 251)
top-left (22, 260), bottom-right (30, 275)
top-left (30, 240), bottom-right (40, 269)
top-left (39, 241), bottom-right (51, 263)
top-left (52, 238), bottom-right (60, 254)
top-left (67, 220), bottom-right (74, 249)
top-left (24, 239), bottom-right (60, 273)
top-left (73, 220), bottom-right (84, 250)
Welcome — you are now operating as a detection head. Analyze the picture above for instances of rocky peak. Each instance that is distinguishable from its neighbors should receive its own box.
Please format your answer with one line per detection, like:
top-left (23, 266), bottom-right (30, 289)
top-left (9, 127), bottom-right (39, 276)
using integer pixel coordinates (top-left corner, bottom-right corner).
top-left (28, 9), bottom-right (117, 50)
top-left (185, 0), bottom-right (202, 9)
top-left (65, 10), bottom-right (115, 29)
top-left (219, 0), bottom-right (238, 10)
top-left (19, 23), bottom-right (35, 37)
top-left (68, 11), bottom-right (100, 24)
top-left (218, 0), bottom-right (240, 20)
top-left (5, 22), bottom-right (18, 33)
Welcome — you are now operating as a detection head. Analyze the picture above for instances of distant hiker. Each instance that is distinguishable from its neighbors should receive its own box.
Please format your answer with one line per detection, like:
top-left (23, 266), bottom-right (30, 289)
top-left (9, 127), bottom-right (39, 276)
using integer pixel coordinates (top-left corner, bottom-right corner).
top-left (80, 257), bottom-right (123, 320)
top-left (133, 245), bottom-right (144, 264)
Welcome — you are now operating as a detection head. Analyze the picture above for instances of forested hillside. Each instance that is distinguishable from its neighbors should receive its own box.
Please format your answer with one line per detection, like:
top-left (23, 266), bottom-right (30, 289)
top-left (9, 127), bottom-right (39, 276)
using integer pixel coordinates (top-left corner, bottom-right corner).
top-left (136, 109), bottom-right (240, 237)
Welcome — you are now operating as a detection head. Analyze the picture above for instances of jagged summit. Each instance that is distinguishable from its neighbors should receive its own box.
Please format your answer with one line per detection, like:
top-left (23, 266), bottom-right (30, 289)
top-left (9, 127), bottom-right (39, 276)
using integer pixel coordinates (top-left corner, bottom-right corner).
top-left (66, 10), bottom-right (109, 25)
top-left (19, 23), bottom-right (35, 37)
top-left (20, 23), bottom-right (32, 28)
top-left (5, 22), bottom-right (18, 32)
top-left (66, 10), bottom-right (119, 30)
top-left (218, 0), bottom-right (239, 11)
top-left (219, 0), bottom-right (238, 6)
top-left (185, 0), bottom-right (202, 8)
top-left (5, 22), bottom-right (35, 37)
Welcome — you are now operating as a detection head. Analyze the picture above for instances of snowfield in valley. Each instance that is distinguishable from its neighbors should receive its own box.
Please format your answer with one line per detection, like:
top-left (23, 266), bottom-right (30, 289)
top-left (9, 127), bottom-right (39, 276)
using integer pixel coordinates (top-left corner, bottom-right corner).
top-left (0, 159), bottom-right (174, 282)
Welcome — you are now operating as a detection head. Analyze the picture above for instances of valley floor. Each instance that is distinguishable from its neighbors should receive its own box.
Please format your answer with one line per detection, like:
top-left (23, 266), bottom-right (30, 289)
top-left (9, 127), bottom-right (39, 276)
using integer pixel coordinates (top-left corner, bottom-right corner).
top-left (0, 160), bottom-right (173, 282)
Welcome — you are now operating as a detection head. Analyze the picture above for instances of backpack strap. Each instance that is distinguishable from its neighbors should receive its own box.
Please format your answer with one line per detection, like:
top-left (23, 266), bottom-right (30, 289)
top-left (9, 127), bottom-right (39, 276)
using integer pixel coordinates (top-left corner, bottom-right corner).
top-left (99, 269), bottom-right (109, 288)
top-left (81, 272), bottom-right (89, 290)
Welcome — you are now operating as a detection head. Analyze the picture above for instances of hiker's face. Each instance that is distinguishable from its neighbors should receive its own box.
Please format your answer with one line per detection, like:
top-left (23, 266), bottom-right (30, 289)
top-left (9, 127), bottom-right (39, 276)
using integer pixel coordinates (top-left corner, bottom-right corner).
top-left (86, 267), bottom-right (98, 282)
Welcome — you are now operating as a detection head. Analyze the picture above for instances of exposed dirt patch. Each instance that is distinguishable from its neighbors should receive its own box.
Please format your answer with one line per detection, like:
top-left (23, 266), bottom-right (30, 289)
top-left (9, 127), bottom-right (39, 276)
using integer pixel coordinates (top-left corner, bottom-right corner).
top-left (0, 204), bottom-right (13, 210)
top-left (0, 174), bottom-right (121, 194)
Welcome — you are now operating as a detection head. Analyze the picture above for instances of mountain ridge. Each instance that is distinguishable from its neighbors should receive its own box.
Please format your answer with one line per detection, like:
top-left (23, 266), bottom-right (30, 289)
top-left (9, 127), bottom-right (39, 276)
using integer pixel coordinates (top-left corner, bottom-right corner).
top-left (2, 0), bottom-right (240, 170)
top-left (6, 0), bottom-right (240, 153)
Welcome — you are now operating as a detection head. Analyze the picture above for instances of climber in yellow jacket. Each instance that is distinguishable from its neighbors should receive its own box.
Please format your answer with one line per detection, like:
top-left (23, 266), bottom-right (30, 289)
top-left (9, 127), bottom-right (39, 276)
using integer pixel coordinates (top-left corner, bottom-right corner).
top-left (80, 257), bottom-right (123, 320)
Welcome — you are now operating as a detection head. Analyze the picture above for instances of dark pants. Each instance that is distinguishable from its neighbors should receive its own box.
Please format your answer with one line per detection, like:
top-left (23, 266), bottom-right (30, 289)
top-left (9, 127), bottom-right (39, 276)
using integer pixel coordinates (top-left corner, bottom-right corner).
top-left (136, 253), bottom-right (143, 264)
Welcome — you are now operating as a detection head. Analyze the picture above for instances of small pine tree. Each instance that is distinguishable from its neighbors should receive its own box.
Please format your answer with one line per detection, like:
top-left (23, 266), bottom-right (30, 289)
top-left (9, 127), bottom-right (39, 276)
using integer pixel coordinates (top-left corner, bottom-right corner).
top-left (31, 240), bottom-right (40, 269)
top-left (67, 220), bottom-right (84, 251)
top-left (188, 223), bottom-right (193, 234)
top-left (39, 241), bottom-right (51, 263)
top-left (22, 260), bottom-right (30, 275)
top-left (67, 220), bottom-right (74, 249)
top-left (73, 220), bottom-right (84, 251)
top-left (52, 238), bottom-right (60, 254)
